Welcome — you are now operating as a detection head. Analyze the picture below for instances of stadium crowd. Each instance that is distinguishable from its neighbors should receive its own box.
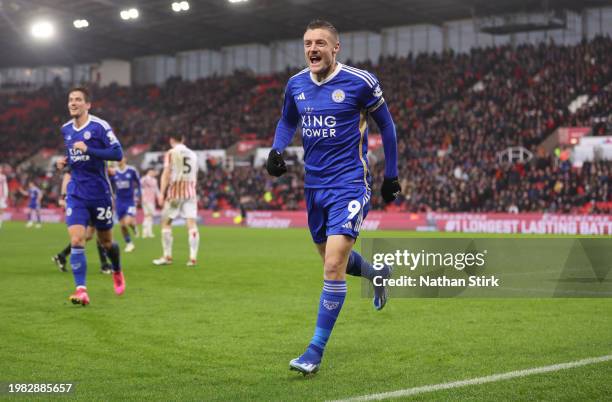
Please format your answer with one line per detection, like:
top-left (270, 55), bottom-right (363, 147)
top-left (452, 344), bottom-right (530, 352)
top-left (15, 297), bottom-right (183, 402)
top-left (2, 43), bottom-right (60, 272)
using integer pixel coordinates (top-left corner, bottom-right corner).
top-left (1, 36), bottom-right (611, 213)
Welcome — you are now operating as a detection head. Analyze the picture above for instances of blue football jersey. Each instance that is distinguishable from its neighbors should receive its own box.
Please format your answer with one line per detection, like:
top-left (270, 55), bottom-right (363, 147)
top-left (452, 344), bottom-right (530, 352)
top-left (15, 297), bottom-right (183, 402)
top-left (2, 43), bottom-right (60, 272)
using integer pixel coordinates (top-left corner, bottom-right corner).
top-left (112, 165), bottom-right (141, 202)
top-left (280, 63), bottom-right (385, 189)
top-left (61, 114), bottom-right (122, 201)
top-left (28, 187), bottom-right (41, 207)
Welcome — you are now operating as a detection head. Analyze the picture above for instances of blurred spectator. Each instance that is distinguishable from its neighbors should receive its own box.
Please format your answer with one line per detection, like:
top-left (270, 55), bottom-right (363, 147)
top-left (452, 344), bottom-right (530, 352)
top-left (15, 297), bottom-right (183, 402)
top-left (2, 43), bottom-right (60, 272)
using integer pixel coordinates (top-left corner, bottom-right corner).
top-left (2, 36), bottom-right (611, 212)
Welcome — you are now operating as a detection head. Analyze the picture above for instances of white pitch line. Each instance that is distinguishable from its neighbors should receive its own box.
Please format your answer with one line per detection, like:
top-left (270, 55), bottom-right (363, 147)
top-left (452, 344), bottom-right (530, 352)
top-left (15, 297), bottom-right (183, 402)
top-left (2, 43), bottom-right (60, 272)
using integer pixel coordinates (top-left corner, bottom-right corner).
top-left (332, 354), bottom-right (612, 402)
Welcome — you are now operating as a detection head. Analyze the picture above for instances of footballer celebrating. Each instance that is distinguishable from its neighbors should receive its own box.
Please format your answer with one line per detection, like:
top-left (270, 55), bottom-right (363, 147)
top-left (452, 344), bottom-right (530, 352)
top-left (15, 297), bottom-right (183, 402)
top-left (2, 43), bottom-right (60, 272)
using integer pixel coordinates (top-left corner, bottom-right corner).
top-left (58, 87), bottom-right (126, 306)
top-left (267, 20), bottom-right (401, 375)
top-left (153, 135), bottom-right (200, 267)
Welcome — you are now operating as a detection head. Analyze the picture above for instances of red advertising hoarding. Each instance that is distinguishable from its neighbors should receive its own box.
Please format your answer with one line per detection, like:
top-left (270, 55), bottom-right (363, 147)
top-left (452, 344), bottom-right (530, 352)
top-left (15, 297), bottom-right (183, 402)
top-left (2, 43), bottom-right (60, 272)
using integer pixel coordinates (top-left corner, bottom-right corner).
top-left (5, 209), bottom-right (611, 235)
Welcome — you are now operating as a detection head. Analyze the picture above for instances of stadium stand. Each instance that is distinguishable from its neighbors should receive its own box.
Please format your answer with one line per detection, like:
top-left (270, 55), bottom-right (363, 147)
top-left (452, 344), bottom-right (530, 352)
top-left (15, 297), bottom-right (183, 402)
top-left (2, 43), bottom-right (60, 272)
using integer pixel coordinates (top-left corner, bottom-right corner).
top-left (1, 37), bottom-right (610, 212)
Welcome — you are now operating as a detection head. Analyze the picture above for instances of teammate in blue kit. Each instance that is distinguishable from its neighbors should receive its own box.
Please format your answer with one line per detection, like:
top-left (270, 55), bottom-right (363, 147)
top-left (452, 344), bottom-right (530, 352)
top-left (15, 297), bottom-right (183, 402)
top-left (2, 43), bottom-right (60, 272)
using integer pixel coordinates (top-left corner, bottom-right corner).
top-left (111, 158), bottom-right (141, 253)
top-left (57, 87), bottom-right (126, 306)
top-left (266, 20), bottom-right (401, 375)
top-left (22, 181), bottom-right (43, 228)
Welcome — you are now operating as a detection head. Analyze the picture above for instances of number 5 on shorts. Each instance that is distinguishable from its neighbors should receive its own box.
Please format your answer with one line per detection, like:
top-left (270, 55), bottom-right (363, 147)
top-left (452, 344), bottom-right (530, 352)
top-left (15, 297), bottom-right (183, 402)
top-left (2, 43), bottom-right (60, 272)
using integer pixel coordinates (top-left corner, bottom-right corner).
top-left (96, 207), bottom-right (112, 221)
top-left (347, 200), bottom-right (361, 220)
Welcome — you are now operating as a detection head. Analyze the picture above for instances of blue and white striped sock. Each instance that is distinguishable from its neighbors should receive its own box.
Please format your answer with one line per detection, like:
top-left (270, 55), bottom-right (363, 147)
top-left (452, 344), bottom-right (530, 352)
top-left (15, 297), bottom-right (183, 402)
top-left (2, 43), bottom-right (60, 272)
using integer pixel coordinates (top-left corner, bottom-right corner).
top-left (306, 280), bottom-right (347, 361)
top-left (70, 246), bottom-right (87, 288)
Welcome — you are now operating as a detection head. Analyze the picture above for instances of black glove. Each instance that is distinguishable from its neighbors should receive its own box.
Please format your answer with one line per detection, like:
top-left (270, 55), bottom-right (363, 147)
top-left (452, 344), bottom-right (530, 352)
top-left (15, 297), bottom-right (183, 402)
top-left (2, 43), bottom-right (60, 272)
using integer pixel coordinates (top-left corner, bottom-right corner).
top-left (381, 177), bottom-right (401, 203)
top-left (266, 149), bottom-right (287, 177)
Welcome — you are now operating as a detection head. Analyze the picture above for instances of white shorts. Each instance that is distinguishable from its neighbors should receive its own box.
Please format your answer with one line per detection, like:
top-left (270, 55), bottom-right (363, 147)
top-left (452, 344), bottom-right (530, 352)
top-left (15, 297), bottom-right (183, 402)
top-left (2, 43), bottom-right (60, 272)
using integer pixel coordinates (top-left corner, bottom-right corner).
top-left (162, 198), bottom-right (197, 220)
top-left (142, 202), bottom-right (156, 216)
top-left (0, 198), bottom-right (6, 209)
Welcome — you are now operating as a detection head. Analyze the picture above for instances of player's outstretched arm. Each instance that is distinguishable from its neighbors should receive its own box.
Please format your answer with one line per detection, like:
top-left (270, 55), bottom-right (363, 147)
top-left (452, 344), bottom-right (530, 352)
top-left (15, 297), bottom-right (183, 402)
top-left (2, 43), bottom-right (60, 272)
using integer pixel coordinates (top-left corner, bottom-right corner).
top-left (371, 102), bottom-right (401, 203)
top-left (73, 126), bottom-right (123, 161)
top-left (73, 141), bottom-right (123, 161)
top-left (267, 83), bottom-right (299, 177)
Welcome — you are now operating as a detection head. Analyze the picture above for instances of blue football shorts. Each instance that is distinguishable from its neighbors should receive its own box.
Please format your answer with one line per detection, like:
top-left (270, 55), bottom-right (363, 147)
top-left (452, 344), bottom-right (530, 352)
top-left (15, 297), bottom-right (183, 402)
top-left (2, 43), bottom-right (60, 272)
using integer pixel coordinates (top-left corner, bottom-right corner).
top-left (116, 199), bottom-right (136, 220)
top-left (65, 195), bottom-right (114, 230)
top-left (305, 186), bottom-right (371, 244)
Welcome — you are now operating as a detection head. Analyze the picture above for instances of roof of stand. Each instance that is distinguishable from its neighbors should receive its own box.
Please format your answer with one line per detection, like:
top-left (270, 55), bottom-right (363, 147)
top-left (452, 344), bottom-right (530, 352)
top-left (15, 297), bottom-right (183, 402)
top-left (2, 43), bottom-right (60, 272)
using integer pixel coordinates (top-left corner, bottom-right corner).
top-left (1, 0), bottom-right (610, 67)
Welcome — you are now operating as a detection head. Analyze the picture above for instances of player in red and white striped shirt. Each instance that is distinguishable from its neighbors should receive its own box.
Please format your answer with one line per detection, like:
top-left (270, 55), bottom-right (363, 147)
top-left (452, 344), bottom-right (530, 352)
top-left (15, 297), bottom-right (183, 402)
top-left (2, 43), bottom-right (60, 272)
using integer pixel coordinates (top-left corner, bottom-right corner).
top-left (140, 168), bottom-right (160, 238)
top-left (0, 165), bottom-right (8, 229)
top-left (153, 135), bottom-right (200, 266)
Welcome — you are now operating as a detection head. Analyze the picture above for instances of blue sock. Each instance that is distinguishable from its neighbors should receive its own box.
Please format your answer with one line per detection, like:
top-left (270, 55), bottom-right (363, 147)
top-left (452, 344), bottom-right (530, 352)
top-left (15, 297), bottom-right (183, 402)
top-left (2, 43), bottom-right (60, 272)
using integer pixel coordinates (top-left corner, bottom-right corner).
top-left (306, 280), bottom-right (347, 361)
top-left (70, 246), bottom-right (87, 287)
top-left (124, 233), bottom-right (131, 244)
top-left (346, 251), bottom-right (389, 280)
top-left (106, 242), bottom-right (122, 272)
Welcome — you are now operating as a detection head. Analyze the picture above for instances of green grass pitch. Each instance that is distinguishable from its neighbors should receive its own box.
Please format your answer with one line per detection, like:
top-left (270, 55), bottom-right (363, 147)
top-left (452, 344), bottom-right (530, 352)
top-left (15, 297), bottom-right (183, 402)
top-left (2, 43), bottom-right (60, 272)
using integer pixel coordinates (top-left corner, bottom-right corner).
top-left (0, 221), bottom-right (611, 401)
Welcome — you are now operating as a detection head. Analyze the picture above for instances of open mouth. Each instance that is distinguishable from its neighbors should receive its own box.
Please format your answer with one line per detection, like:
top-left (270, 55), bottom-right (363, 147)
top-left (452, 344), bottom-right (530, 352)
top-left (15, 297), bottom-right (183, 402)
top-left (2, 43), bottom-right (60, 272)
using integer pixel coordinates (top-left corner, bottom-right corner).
top-left (309, 55), bottom-right (322, 65)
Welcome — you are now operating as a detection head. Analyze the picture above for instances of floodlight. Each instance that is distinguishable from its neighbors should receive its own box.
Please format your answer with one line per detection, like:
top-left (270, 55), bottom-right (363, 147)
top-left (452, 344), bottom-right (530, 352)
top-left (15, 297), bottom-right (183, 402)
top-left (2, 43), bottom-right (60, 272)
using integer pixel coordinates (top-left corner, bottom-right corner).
top-left (172, 2), bottom-right (190, 12)
top-left (120, 8), bottom-right (139, 20)
top-left (31, 20), bottom-right (55, 40)
top-left (73, 19), bottom-right (89, 29)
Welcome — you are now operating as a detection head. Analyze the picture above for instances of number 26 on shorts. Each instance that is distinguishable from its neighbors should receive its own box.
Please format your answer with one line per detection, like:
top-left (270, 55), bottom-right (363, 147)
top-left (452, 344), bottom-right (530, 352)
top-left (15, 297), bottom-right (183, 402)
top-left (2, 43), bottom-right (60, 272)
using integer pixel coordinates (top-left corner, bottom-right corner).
top-left (96, 206), bottom-right (112, 221)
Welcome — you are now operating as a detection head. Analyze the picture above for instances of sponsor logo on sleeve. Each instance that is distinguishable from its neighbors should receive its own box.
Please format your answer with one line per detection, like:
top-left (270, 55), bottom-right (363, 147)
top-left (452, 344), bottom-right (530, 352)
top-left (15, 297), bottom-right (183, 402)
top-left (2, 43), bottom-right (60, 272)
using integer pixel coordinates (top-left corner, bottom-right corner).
top-left (107, 131), bottom-right (118, 144)
top-left (373, 84), bottom-right (383, 98)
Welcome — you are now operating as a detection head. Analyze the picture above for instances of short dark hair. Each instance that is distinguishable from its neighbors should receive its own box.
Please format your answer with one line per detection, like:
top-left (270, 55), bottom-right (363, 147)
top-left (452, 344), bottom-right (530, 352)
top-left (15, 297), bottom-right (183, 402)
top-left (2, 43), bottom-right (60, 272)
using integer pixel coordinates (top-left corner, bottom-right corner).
top-left (168, 133), bottom-right (185, 142)
top-left (68, 86), bottom-right (91, 103)
top-left (305, 19), bottom-right (339, 41)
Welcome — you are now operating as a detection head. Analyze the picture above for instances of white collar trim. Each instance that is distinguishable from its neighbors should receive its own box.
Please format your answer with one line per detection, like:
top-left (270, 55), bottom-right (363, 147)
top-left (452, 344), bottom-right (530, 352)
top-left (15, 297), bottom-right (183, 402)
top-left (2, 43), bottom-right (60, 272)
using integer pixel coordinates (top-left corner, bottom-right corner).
top-left (310, 62), bottom-right (343, 86)
top-left (73, 116), bottom-right (91, 131)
